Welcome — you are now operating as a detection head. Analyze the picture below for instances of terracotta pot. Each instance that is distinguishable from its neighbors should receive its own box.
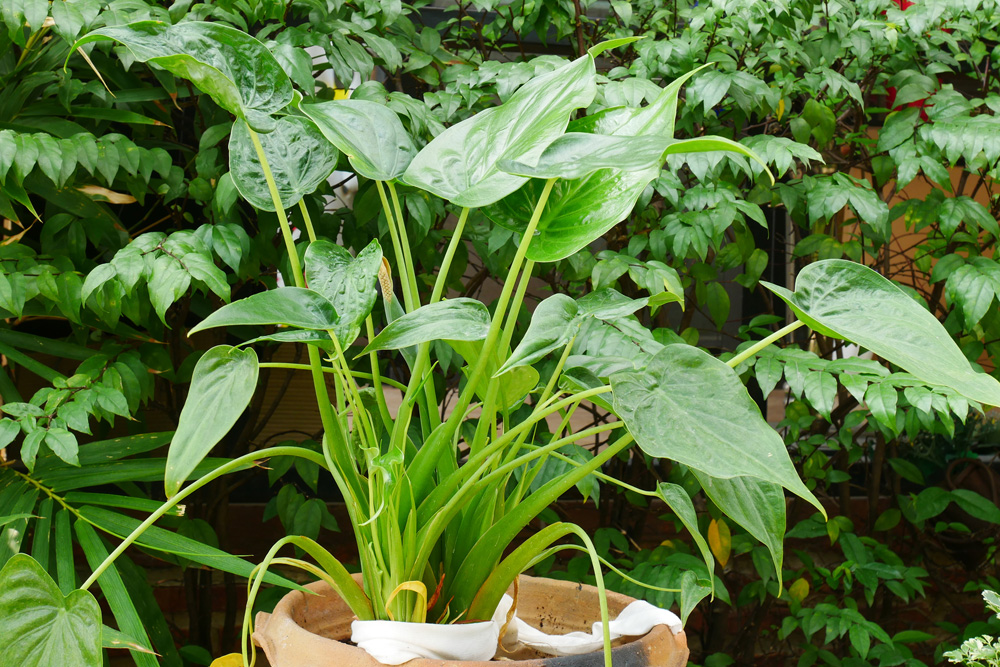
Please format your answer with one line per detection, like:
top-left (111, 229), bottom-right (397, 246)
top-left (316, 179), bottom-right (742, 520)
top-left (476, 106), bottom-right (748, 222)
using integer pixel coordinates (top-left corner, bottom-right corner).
top-left (253, 574), bottom-right (689, 667)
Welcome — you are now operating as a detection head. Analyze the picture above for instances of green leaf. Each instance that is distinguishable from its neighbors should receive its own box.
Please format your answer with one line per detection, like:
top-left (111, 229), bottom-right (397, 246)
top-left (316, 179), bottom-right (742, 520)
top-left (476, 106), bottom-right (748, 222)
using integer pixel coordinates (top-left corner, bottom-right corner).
top-left (300, 100), bottom-right (416, 181)
top-left (692, 472), bottom-right (787, 586)
top-left (484, 69), bottom-right (702, 262)
top-left (44, 429), bottom-right (79, 467)
top-left (402, 53), bottom-right (597, 207)
top-left (73, 522), bottom-right (157, 667)
top-left (228, 116), bottom-right (339, 212)
top-left (362, 299), bottom-right (491, 354)
top-left (72, 21), bottom-right (292, 132)
top-left (189, 287), bottom-right (338, 334)
top-left (304, 239), bottom-right (382, 347)
top-left (78, 507), bottom-right (297, 588)
top-left (946, 262), bottom-right (997, 329)
top-left (165, 346), bottom-right (258, 497)
top-left (656, 483), bottom-right (715, 585)
top-left (611, 344), bottom-right (821, 511)
top-left (498, 294), bottom-right (580, 374)
top-left (763, 260), bottom-right (1000, 407)
top-left (498, 133), bottom-right (672, 180)
top-left (0, 554), bottom-right (101, 667)
top-left (148, 254), bottom-right (191, 324)
top-left (864, 382), bottom-right (898, 430)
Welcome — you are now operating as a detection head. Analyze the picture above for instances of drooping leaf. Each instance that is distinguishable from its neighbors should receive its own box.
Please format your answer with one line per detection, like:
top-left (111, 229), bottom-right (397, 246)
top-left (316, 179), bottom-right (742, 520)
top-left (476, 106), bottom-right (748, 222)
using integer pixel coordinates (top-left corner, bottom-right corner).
top-left (611, 344), bottom-right (822, 511)
top-left (693, 471), bottom-right (787, 585)
top-left (164, 346), bottom-right (258, 496)
top-left (362, 299), bottom-right (491, 353)
top-left (763, 260), bottom-right (1000, 406)
top-left (72, 21), bottom-right (292, 131)
top-left (189, 287), bottom-right (338, 334)
top-left (304, 239), bottom-right (382, 347)
top-left (300, 100), bottom-right (416, 181)
top-left (402, 53), bottom-right (597, 207)
top-left (656, 483), bottom-right (715, 584)
top-left (229, 117), bottom-right (339, 211)
top-left (0, 554), bottom-right (101, 667)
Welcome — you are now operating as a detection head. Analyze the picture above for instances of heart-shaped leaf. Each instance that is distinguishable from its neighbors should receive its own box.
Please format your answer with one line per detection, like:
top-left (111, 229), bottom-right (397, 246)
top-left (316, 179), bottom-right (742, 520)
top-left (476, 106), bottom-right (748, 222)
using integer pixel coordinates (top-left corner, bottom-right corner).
top-left (165, 345), bottom-right (258, 496)
top-left (483, 68), bottom-right (703, 262)
top-left (229, 116), bottom-right (340, 211)
top-left (763, 259), bottom-right (1000, 407)
top-left (499, 289), bottom-right (649, 374)
top-left (0, 554), bottom-right (101, 667)
top-left (72, 21), bottom-right (292, 131)
top-left (305, 239), bottom-right (383, 347)
top-left (189, 287), bottom-right (338, 334)
top-left (362, 299), bottom-right (491, 354)
top-left (300, 100), bottom-right (416, 181)
top-left (611, 344), bottom-right (822, 512)
top-left (402, 53), bottom-right (597, 207)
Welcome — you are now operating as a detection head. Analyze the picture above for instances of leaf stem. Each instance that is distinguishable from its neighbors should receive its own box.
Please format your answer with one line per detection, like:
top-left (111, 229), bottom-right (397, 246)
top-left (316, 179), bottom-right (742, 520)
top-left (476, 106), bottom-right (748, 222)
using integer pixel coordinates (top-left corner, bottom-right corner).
top-left (245, 126), bottom-right (304, 288)
top-left (376, 180), bottom-right (415, 312)
top-left (80, 446), bottom-right (326, 591)
top-left (430, 207), bottom-right (470, 304)
top-left (298, 199), bottom-right (318, 243)
top-left (726, 320), bottom-right (805, 368)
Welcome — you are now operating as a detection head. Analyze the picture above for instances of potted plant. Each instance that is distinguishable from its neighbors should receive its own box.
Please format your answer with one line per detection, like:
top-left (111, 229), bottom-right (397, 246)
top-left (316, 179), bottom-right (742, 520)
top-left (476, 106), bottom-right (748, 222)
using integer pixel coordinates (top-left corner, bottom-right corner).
top-left (3, 19), bottom-right (1000, 667)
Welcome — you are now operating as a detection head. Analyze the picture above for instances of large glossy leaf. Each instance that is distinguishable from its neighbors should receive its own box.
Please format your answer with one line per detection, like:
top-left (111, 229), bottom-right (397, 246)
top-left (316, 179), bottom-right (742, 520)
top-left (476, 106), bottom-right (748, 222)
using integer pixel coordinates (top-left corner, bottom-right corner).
top-left (611, 344), bottom-right (822, 511)
top-left (763, 260), bottom-right (1000, 407)
top-left (72, 22), bottom-right (292, 132)
top-left (690, 473), bottom-right (786, 585)
top-left (484, 68), bottom-right (703, 262)
top-left (189, 287), bottom-right (338, 334)
top-left (362, 299), bottom-right (490, 354)
top-left (0, 554), bottom-right (101, 667)
top-left (165, 346), bottom-right (258, 497)
top-left (498, 133), bottom-right (672, 180)
top-left (229, 117), bottom-right (339, 211)
top-left (300, 100), bottom-right (416, 181)
top-left (401, 54), bottom-right (597, 207)
top-left (305, 239), bottom-right (382, 347)
top-left (498, 289), bottom-right (648, 374)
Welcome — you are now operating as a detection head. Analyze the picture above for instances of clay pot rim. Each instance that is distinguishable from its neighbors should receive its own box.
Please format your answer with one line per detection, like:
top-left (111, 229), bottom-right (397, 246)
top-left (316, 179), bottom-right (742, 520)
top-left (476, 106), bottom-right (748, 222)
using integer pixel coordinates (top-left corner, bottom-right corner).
top-left (253, 574), bottom-right (689, 667)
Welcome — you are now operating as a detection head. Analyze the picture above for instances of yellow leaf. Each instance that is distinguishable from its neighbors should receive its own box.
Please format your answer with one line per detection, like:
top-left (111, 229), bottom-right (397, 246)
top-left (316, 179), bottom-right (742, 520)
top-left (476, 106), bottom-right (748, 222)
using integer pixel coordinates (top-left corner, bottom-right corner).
top-left (76, 185), bottom-right (137, 204)
top-left (707, 518), bottom-right (732, 567)
top-left (777, 97), bottom-right (786, 121)
top-left (210, 654), bottom-right (244, 667)
top-left (334, 88), bottom-right (350, 100)
top-left (788, 577), bottom-right (810, 603)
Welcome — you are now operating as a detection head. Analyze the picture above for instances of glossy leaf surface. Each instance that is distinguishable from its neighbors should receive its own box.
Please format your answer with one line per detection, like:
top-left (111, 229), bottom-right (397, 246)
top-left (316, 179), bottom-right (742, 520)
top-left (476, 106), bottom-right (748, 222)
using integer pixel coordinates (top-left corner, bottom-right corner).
top-left (305, 239), bottom-right (383, 347)
top-left (362, 299), bottom-right (490, 353)
top-left (229, 117), bottom-right (339, 211)
top-left (189, 287), bottom-right (338, 334)
top-left (0, 554), bottom-right (101, 667)
top-left (301, 100), bottom-right (416, 181)
top-left (72, 22), bottom-right (292, 131)
top-left (656, 483), bottom-right (715, 584)
top-left (498, 133), bottom-right (671, 180)
top-left (402, 54), bottom-right (597, 207)
top-left (165, 346), bottom-right (258, 496)
top-left (764, 260), bottom-right (1000, 407)
top-left (484, 69), bottom-right (702, 262)
top-left (611, 344), bottom-right (821, 510)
